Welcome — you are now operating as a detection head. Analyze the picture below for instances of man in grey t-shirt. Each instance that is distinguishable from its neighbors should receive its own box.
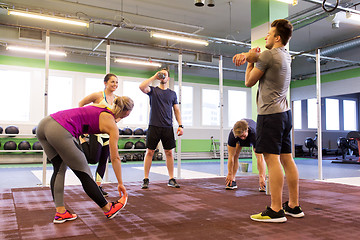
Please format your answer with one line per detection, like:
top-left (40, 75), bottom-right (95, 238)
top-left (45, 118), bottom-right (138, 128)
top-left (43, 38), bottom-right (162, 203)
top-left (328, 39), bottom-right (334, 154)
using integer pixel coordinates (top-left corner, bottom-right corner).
top-left (233, 19), bottom-right (304, 223)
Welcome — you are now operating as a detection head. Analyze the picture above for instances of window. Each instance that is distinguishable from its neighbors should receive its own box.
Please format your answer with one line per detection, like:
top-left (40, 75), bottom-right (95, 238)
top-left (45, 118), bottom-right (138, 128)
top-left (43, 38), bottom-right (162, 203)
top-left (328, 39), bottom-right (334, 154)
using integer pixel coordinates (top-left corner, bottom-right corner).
top-left (293, 100), bottom-right (302, 129)
top-left (174, 85), bottom-right (193, 126)
top-left (228, 90), bottom-right (247, 127)
top-left (121, 81), bottom-right (149, 125)
top-left (325, 98), bottom-right (339, 130)
top-left (85, 77), bottom-right (104, 96)
top-left (0, 70), bottom-right (31, 121)
top-left (343, 100), bottom-right (357, 131)
top-left (48, 76), bottom-right (73, 114)
top-left (307, 98), bottom-right (317, 129)
top-left (202, 89), bottom-right (219, 126)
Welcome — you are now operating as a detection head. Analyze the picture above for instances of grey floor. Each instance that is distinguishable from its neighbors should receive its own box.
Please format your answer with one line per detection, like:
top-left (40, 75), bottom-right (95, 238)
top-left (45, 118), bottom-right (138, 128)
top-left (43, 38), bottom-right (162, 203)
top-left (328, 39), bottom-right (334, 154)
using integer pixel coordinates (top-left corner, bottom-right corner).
top-left (1, 157), bottom-right (360, 189)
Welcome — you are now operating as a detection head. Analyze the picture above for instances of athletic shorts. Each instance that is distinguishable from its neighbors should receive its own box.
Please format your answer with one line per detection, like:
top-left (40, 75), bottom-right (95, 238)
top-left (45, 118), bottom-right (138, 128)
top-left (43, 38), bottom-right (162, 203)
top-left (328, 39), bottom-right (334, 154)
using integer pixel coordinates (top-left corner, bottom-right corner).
top-left (255, 110), bottom-right (292, 155)
top-left (146, 125), bottom-right (176, 150)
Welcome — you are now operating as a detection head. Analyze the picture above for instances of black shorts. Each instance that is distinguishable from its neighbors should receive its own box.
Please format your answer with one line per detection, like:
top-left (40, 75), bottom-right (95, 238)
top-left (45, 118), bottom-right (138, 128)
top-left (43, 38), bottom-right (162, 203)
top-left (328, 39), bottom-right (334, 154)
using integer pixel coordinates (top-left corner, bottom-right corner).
top-left (146, 125), bottom-right (176, 150)
top-left (255, 110), bottom-right (292, 155)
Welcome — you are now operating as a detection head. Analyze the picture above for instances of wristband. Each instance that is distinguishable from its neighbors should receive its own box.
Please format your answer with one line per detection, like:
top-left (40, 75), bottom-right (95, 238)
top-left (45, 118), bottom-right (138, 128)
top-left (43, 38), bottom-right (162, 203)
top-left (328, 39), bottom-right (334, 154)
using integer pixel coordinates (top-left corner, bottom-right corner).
top-left (179, 125), bottom-right (184, 128)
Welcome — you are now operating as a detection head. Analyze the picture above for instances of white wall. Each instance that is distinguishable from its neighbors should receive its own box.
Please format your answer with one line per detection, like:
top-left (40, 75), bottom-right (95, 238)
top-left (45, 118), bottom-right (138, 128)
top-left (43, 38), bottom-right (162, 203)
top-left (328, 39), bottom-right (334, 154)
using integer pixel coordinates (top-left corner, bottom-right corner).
top-left (291, 76), bottom-right (360, 101)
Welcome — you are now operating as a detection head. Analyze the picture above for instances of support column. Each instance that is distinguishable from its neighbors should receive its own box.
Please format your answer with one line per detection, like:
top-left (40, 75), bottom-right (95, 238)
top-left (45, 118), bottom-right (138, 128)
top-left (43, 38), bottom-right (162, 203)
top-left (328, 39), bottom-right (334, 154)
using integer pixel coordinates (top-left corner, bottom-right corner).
top-left (42, 30), bottom-right (50, 186)
top-left (104, 40), bottom-right (111, 183)
top-left (250, 0), bottom-right (288, 173)
top-left (177, 53), bottom-right (182, 179)
top-left (219, 55), bottom-right (224, 176)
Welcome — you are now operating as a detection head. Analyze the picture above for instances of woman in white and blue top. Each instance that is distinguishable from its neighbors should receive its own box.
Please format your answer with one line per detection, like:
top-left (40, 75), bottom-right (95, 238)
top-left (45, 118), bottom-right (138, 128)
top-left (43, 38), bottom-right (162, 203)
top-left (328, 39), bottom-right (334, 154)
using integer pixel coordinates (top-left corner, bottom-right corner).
top-left (78, 73), bottom-right (119, 197)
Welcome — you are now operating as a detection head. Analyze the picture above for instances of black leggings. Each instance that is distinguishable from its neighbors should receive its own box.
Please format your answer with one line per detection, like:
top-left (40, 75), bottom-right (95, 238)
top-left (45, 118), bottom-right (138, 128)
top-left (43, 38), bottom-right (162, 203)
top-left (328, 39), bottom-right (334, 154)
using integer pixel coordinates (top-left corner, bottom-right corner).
top-left (81, 135), bottom-right (110, 183)
top-left (37, 116), bottom-right (108, 208)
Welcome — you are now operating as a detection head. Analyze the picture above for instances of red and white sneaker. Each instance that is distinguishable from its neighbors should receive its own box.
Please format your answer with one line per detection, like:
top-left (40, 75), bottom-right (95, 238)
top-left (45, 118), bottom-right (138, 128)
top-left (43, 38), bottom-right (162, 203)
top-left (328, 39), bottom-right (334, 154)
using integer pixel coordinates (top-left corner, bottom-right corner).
top-left (53, 210), bottom-right (77, 224)
top-left (104, 194), bottom-right (128, 219)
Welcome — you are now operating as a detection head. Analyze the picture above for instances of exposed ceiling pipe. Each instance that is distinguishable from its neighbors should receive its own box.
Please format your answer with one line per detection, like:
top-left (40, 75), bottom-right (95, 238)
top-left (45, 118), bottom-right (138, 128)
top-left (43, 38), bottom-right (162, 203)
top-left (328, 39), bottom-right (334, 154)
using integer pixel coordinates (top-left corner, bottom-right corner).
top-left (0, 22), bottom-right (224, 57)
top-left (34, 45), bottom-right (245, 73)
top-left (293, 63), bottom-right (359, 81)
top-left (13, 0), bottom-right (205, 31)
top-left (304, 37), bottom-right (360, 63)
top-left (92, 27), bottom-right (117, 51)
top-left (302, 0), bottom-right (360, 15)
top-left (1, 21), bottom-right (357, 67)
top-left (320, 38), bottom-right (360, 56)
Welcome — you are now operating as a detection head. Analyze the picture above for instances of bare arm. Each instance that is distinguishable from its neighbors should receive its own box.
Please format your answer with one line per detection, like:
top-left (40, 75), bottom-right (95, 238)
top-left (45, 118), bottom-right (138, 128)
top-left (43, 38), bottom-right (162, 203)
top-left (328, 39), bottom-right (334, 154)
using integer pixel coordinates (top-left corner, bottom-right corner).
top-left (232, 47), bottom-right (264, 87)
top-left (139, 72), bottom-right (158, 94)
top-left (173, 104), bottom-right (183, 136)
top-left (99, 113), bottom-right (126, 196)
top-left (78, 91), bottom-right (103, 107)
top-left (245, 63), bottom-right (264, 87)
top-left (226, 144), bottom-right (242, 185)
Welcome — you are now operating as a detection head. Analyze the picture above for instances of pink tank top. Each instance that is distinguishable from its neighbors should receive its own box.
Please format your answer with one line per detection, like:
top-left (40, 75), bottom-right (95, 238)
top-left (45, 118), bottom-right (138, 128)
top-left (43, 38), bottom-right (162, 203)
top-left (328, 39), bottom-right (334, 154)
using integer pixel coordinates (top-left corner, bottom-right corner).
top-left (50, 106), bottom-right (114, 138)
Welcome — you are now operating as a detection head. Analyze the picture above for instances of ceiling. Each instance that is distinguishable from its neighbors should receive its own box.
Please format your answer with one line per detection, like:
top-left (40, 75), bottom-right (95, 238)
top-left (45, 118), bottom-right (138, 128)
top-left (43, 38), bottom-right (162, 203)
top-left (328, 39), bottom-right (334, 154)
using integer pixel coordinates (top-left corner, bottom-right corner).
top-left (0, 0), bottom-right (359, 81)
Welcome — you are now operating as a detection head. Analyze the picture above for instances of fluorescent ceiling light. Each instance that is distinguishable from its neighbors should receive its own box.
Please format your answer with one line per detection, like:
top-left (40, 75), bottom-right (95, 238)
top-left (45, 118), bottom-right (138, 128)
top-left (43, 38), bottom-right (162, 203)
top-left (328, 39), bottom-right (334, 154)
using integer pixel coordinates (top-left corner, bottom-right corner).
top-left (114, 58), bottom-right (162, 67)
top-left (151, 32), bottom-right (209, 46)
top-left (8, 10), bottom-right (89, 27)
top-left (346, 12), bottom-right (360, 22)
top-left (276, 0), bottom-right (298, 5)
top-left (6, 46), bottom-right (67, 56)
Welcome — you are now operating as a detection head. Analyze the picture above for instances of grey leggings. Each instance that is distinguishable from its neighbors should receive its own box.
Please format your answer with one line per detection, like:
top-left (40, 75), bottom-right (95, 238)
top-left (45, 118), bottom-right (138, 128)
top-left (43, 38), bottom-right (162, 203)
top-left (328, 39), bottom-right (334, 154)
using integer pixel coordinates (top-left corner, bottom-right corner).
top-left (37, 116), bottom-right (108, 208)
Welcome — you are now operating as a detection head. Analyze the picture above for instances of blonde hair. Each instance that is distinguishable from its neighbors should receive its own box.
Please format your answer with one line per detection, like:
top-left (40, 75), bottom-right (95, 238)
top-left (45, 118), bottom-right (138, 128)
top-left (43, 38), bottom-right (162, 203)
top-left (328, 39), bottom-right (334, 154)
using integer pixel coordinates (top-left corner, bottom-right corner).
top-left (233, 120), bottom-right (248, 135)
top-left (113, 96), bottom-right (134, 116)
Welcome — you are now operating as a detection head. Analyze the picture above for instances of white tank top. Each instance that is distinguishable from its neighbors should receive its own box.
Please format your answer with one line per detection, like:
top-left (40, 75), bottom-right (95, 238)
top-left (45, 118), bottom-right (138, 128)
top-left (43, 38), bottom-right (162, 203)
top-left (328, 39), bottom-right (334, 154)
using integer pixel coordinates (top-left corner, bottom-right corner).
top-left (97, 91), bottom-right (117, 140)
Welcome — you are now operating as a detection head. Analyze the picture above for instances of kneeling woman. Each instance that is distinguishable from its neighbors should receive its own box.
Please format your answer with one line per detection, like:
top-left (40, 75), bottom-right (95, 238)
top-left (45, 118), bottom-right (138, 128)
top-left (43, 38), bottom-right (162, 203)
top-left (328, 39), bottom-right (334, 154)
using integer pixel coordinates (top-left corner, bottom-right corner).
top-left (37, 96), bottom-right (134, 223)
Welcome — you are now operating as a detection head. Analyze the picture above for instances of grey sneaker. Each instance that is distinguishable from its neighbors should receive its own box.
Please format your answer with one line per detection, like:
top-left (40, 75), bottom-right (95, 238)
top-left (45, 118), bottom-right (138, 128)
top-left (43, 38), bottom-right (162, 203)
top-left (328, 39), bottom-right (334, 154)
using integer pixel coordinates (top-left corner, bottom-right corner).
top-left (141, 178), bottom-right (149, 189)
top-left (168, 178), bottom-right (180, 188)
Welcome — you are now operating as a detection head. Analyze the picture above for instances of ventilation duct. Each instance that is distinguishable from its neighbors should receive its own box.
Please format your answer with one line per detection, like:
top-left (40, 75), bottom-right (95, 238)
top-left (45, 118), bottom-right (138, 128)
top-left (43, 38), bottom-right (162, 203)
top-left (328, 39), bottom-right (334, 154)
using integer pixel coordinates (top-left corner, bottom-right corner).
top-left (19, 28), bottom-right (42, 41)
top-left (307, 37), bottom-right (360, 63)
top-left (196, 53), bottom-right (213, 63)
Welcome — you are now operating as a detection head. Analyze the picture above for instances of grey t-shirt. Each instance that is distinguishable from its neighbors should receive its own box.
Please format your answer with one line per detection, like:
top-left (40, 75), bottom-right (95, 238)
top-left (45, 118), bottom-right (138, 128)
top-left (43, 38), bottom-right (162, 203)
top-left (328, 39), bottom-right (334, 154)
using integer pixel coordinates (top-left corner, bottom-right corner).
top-left (255, 47), bottom-right (291, 115)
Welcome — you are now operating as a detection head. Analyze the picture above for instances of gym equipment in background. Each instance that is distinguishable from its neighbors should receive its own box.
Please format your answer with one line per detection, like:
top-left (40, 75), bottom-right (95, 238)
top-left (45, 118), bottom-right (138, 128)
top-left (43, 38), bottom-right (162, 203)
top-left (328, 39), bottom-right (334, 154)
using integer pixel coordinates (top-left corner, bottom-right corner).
top-left (133, 128), bottom-right (144, 135)
top-left (332, 131), bottom-right (360, 164)
top-left (337, 137), bottom-right (350, 159)
top-left (122, 127), bottom-right (133, 135)
top-left (18, 141), bottom-right (31, 150)
top-left (0, 126), bottom-right (3, 134)
top-left (151, 149), bottom-right (163, 161)
top-left (5, 126), bottom-right (19, 135)
top-left (134, 141), bottom-right (146, 149)
top-left (32, 141), bottom-right (43, 150)
top-left (124, 141), bottom-right (134, 149)
top-left (304, 134), bottom-right (318, 157)
top-left (144, 128), bottom-right (148, 136)
top-left (119, 128), bottom-right (123, 135)
top-left (4, 141), bottom-right (17, 150)
top-left (122, 153), bottom-right (132, 162)
top-left (32, 127), bottom-right (37, 134)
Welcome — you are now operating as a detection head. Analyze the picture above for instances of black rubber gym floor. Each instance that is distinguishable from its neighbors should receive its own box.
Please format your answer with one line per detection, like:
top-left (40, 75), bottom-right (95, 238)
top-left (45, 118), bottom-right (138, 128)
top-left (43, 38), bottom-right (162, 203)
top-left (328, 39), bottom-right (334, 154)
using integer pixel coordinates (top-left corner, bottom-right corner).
top-left (1, 176), bottom-right (360, 239)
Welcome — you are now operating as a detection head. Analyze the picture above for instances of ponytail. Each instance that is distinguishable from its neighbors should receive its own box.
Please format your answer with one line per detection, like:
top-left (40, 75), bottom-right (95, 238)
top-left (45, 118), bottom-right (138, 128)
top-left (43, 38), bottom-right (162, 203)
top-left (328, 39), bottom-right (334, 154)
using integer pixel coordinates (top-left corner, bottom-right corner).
top-left (113, 96), bottom-right (134, 116)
